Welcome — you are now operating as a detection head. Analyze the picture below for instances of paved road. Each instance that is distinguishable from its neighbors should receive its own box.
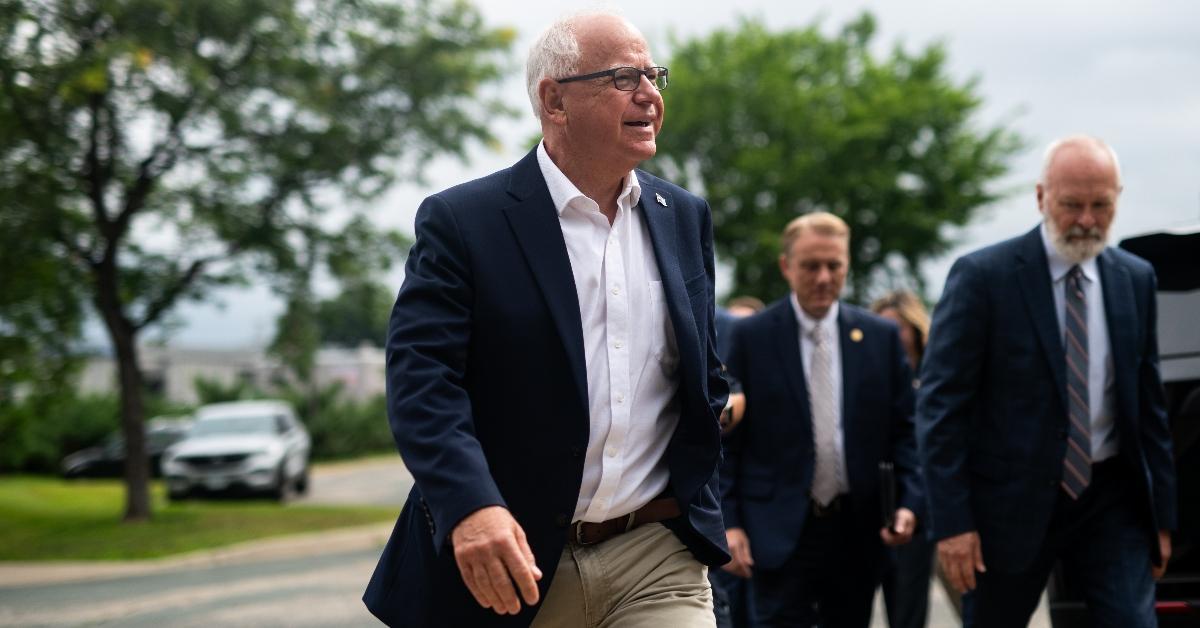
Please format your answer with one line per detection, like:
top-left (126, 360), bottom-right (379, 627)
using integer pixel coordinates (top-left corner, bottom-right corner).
top-left (295, 456), bottom-right (412, 507)
top-left (0, 457), bottom-right (1050, 626)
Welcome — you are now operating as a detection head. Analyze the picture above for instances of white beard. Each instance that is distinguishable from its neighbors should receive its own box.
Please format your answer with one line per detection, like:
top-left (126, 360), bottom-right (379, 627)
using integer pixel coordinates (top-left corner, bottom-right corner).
top-left (1046, 219), bottom-right (1107, 264)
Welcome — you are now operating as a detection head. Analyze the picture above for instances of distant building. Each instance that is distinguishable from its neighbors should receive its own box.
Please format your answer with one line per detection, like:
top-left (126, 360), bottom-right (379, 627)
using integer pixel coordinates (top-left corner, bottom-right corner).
top-left (79, 344), bottom-right (386, 404)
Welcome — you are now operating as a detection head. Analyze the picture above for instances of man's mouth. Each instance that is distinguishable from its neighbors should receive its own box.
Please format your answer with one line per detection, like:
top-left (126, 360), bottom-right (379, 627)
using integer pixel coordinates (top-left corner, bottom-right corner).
top-left (624, 121), bottom-right (651, 127)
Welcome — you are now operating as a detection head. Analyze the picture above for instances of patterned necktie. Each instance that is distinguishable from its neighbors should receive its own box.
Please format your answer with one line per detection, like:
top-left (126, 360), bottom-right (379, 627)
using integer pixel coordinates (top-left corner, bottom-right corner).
top-left (1062, 265), bottom-right (1092, 499)
top-left (808, 323), bottom-right (840, 505)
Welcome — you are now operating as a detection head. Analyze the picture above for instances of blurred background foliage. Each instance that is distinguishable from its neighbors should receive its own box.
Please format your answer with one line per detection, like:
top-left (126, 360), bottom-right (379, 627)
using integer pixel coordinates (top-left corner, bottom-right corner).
top-left (651, 14), bottom-right (1022, 302)
top-left (0, 0), bottom-right (512, 519)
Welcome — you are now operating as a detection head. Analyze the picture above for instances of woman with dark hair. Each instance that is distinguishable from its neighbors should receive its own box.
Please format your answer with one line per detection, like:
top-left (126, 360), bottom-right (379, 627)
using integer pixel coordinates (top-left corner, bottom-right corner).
top-left (871, 290), bottom-right (937, 627)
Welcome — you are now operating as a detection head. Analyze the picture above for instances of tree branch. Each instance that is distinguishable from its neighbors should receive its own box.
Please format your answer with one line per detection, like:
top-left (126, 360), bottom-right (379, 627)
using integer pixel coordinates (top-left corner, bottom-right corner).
top-left (133, 256), bottom-right (212, 330)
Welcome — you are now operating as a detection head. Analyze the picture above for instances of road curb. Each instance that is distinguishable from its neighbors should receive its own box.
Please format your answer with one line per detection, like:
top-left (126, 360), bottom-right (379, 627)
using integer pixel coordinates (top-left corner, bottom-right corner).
top-left (0, 521), bottom-right (393, 588)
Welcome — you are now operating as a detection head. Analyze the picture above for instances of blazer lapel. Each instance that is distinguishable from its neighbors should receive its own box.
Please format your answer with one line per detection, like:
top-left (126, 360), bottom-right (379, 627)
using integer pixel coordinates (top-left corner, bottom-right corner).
top-left (772, 300), bottom-right (810, 419)
top-left (501, 149), bottom-right (588, 415)
top-left (1015, 227), bottom-right (1068, 414)
top-left (1098, 249), bottom-right (1137, 422)
top-left (639, 179), bottom-right (703, 394)
top-left (838, 306), bottom-right (862, 448)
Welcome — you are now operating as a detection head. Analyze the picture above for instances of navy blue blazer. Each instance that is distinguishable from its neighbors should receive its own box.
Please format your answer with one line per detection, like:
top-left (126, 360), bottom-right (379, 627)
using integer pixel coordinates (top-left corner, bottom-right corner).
top-left (363, 148), bottom-right (731, 627)
top-left (720, 298), bottom-right (921, 570)
top-left (916, 226), bottom-right (1177, 573)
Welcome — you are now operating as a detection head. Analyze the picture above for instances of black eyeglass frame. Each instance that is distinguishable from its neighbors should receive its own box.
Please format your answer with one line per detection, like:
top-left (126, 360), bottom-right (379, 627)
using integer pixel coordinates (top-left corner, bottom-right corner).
top-left (555, 66), bottom-right (669, 91)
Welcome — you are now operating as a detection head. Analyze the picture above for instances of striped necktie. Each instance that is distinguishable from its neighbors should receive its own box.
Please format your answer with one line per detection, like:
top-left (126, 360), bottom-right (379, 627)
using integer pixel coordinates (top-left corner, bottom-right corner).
top-left (809, 323), bottom-right (840, 506)
top-left (1062, 265), bottom-right (1092, 499)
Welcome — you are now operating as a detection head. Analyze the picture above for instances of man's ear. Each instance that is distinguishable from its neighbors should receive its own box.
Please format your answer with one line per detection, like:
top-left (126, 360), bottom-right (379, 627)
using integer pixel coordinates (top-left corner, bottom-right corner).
top-left (539, 78), bottom-right (567, 126)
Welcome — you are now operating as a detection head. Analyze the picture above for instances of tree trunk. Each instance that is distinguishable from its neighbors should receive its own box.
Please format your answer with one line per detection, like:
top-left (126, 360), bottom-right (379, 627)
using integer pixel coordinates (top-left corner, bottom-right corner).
top-left (112, 323), bottom-right (151, 522)
top-left (94, 262), bottom-right (152, 522)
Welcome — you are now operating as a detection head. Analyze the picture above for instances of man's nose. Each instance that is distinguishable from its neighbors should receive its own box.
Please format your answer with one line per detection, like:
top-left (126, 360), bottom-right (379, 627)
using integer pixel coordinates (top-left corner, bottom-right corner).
top-left (1077, 208), bottom-right (1098, 229)
top-left (632, 75), bottom-right (660, 103)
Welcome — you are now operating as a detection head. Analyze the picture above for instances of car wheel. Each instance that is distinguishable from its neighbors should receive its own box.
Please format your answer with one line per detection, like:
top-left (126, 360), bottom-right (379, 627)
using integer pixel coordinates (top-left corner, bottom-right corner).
top-left (269, 465), bottom-right (293, 503)
top-left (295, 466), bottom-right (310, 495)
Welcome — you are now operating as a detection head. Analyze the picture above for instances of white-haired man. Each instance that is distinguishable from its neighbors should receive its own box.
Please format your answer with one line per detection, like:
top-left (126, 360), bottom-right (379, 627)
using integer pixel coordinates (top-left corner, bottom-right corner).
top-left (363, 11), bottom-right (729, 627)
top-left (917, 135), bottom-right (1176, 626)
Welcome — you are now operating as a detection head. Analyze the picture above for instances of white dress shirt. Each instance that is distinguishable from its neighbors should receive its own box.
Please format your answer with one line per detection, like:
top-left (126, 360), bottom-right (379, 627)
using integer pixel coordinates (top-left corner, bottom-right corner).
top-left (1040, 223), bottom-right (1119, 461)
top-left (791, 296), bottom-right (849, 496)
top-left (537, 143), bottom-right (681, 523)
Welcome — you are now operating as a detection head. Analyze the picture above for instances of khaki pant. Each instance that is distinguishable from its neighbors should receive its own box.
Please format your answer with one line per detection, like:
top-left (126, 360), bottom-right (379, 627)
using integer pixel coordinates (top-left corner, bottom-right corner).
top-left (531, 522), bottom-right (715, 628)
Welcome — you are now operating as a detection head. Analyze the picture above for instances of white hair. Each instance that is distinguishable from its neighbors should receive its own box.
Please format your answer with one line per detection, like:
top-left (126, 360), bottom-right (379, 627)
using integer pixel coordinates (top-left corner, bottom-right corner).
top-left (525, 7), bottom-right (628, 121)
top-left (1039, 135), bottom-right (1123, 187)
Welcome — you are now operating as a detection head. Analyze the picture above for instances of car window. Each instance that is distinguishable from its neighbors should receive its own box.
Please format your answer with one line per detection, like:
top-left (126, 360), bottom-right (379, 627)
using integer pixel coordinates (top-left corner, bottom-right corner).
top-left (190, 415), bottom-right (277, 437)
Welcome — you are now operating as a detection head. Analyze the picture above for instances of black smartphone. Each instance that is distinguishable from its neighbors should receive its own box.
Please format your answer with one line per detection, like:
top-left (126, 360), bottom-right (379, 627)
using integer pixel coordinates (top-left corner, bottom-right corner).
top-left (879, 461), bottom-right (896, 531)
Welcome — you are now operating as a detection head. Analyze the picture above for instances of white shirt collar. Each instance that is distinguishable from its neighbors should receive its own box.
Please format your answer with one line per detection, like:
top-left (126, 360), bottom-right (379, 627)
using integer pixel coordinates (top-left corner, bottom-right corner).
top-left (790, 293), bottom-right (840, 337)
top-left (536, 141), bottom-right (641, 216)
top-left (1040, 222), bottom-right (1099, 283)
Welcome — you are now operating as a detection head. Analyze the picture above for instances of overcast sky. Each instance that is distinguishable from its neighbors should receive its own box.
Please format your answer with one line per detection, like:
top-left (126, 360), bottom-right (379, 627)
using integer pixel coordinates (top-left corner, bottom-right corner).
top-left (130, 0), bottom-right (1200, 349)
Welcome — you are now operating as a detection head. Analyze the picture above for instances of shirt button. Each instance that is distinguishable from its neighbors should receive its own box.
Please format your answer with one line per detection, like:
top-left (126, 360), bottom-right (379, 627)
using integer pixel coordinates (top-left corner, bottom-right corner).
top-left (605, 446), bottom-right (617, 457)
top-left (616, 393), bottom-right (625, 404)
top-left (611, 286), bottom-right (620, 295)
top-left (614, 340), bottom-right (623, 349)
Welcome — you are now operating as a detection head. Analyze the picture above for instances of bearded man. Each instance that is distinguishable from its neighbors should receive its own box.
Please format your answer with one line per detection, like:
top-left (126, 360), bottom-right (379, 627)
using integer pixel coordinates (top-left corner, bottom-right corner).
top-left (916, 135), bottom-right (1177, 627)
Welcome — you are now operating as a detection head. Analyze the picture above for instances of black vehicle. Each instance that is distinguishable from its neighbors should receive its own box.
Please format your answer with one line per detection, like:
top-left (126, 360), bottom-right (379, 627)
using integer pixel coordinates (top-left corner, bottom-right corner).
top-left (1048, 226), bottom-right (1200, 625)
top-left (61, 417), bottom-right (192, 478)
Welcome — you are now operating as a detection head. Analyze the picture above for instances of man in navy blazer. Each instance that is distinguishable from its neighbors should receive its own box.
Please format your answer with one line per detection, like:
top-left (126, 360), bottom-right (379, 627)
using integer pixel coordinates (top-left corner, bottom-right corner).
top-left (363, 11), bottom-right (729, 628)
top-left (721, 212), bottom-right (923, 627)
top-left (917, 136), bottom-right (1177, 627)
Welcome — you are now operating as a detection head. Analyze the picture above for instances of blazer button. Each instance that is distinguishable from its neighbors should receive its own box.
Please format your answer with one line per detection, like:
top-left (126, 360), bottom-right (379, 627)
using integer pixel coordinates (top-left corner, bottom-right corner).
top-left (1057, 429), bottom-right (1068, 440)
top-left (571, 446), bottom-right (583, 458)
top-left (555, 514), bottom-right (570, 528)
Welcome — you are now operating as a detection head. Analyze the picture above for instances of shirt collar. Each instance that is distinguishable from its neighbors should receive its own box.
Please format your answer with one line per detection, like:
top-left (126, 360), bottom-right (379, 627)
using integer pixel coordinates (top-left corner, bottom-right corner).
top-left (536, 141), bottom-right (641, 216)
top-left (790, 293), bottom-right (840, 337)
top-left (1039, 222), bottom-right (1099, 283)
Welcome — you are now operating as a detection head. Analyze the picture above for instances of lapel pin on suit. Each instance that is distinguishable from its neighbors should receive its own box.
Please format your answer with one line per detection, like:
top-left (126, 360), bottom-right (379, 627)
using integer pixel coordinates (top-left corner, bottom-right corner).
top-left (850, 328), bottom-right (863, 342)
top-left (655, 192), bottom-right (668, 207)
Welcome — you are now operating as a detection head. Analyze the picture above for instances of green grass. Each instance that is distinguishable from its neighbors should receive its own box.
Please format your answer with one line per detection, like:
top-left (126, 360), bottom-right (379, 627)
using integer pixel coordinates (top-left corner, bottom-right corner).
top-left (0, 476), bottom-right (394, 561)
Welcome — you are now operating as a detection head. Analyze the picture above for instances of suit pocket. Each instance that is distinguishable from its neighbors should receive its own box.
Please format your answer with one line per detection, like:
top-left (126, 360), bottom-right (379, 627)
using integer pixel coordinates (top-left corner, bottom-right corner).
top-left (684, 272), bottom-right (707, 298)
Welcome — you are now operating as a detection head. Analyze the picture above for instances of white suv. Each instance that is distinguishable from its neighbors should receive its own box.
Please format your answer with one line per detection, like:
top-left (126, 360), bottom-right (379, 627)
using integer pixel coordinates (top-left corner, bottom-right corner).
top-left (162, 400), bottom-right (311, 501)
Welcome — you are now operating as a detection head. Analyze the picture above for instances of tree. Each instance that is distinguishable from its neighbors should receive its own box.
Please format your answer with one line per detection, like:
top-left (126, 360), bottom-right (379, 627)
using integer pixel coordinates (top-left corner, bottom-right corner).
top-left (315, 279), bottom-right (396, 348)
top-left (0, 0), bottom-right (513, 521)
top-left (651, 14), bottom-right (1022, 302)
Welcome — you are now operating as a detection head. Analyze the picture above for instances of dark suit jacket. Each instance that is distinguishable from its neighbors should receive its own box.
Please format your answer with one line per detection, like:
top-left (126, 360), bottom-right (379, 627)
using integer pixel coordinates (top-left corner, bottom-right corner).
top-left (721, 298), bottom-right (921, 570)
top-left (916, 226), bottom-right (1177, 573)
top-left (362, 147), bottom-right (731, 627)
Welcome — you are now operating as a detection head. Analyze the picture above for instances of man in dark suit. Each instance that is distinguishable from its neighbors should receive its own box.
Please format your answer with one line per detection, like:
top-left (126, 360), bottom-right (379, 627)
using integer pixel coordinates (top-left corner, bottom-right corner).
top-left (721, 212), bottom-right (923, 627)
top-left (917, 135), bottom-right (1177, 627)
top-left (362, 10), bottom-right (729, 628)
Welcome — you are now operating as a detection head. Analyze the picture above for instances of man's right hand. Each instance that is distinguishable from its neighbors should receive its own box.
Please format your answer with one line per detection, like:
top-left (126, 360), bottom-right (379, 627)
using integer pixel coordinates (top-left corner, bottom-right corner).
top-left (450, 506), bottom-right (543, 615)
top-left (937, 531), bottom-right (987, 593)
top-left (722, 527), bottom-right (755, 578)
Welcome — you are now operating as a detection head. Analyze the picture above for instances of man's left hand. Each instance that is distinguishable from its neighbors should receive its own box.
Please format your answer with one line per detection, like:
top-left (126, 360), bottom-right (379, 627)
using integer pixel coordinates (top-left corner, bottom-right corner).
top-left (880, 508), bottom-right (916, 546)
top-left (1153, 530), bottom-right (1172, 580)
top-left (719, 393), bottom-right (746, 433)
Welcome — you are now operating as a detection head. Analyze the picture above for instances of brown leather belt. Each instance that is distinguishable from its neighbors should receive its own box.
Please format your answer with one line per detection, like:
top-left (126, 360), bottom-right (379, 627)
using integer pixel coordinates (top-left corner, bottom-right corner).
top-left (569, 497), bottom-right (681, 546)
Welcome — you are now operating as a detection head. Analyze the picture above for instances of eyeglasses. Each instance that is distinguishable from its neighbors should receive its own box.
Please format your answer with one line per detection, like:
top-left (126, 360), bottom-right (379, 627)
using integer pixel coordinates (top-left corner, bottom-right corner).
top-left (556, 66), bottom-right (668, 91)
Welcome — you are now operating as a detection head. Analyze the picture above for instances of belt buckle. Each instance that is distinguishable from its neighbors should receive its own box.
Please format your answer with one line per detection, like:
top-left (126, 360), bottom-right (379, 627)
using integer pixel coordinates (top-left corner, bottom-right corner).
top-left (571, 521), bottom-right (593, 546)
